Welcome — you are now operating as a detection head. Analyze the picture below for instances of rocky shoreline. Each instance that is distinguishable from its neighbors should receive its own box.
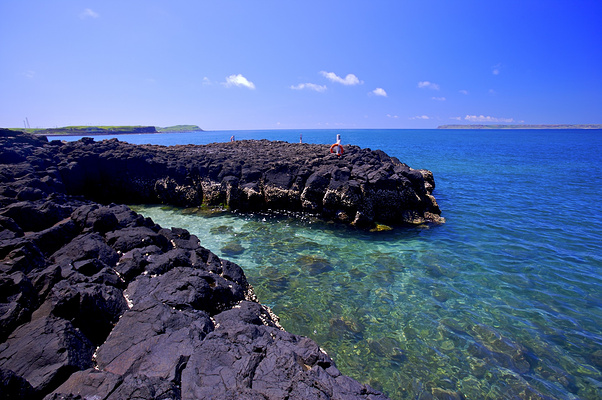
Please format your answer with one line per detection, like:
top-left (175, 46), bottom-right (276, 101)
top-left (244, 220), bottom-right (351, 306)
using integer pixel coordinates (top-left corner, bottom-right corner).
top-left (0, 130), bottom-right (442, 399)
top-left (40, 134), bottom-right (442, 228)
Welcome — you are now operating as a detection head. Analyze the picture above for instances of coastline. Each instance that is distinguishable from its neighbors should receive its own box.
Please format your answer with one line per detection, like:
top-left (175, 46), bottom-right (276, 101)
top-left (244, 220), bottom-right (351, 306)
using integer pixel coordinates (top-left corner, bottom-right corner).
top-left (1, 129), bottom-right (427, 399)
top-left (438, 124), bottom-right (602, 129)
top-left (9, 124), bottom-right (204, 136)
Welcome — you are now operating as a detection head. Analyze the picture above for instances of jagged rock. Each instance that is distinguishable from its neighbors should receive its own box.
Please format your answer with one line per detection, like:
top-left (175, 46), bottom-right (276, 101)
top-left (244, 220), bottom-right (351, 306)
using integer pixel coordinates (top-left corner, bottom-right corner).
top-left (0, 272), bottom-right (38, 342)
top-left (0, 200), bottom-right (74, 233)
top-left (28, 218), bottom-right (79, 256)
top-left (95, 301), bottom-right (213, 380)
top-left (144, 248), bottom-right (193, 275)
top-left (51, 137), bottom-right (442, 227)
top-left (104, 374), bottom-right (181, 400)
top-left (126, 266), bottom-right (245, 315)
top-left (0, 238), bottom-right (47, 274)
top-left (0, 316), bottom-right (94, 395)
top-left (33, 280), bottom-right (128, 345)
top-left (44, 369), bottom-right (122, 400)
top-left (105, 226), bottom-right (169, 253)
top-left (0, 216), bottom-right (23, 240)
top-left (0, 368), bottom-right (36, 400)
top-left (181, 301), bottom-right (388, 400)
top-left (51, 232), bottom-right (119, 268)
top-left (70, 204), bottom-right (119, 234)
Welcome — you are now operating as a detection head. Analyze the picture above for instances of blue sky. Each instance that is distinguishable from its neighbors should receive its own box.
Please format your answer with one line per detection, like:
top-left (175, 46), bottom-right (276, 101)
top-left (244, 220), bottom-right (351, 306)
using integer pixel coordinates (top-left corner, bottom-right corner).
top-left (1, 1), bottom-right (601, 130)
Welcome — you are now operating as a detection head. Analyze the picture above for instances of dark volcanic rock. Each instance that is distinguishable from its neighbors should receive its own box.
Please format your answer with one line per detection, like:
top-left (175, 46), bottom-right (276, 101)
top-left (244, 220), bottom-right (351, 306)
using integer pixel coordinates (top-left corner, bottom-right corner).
top-left (0, 316), bottom-right (94, 396)
top-left (0, 272), bottom-right (37, 342)
top-left (50, 136), bottom-right (442, 227)
top-left (0, 368), bottom-right (36, 400)
top-left (95, 301), bottom-right (213, 380)
top-left (44, 369), bottom-right (122, 400)
top-left (0, 130), bottom-right (403, 399)
top-left (182, 301), bottom-right (388, 400)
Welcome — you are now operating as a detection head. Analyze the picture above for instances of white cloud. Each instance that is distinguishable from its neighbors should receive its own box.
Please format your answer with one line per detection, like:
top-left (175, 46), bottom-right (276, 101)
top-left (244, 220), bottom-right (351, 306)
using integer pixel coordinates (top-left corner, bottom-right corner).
top-left (492, 63), bottom-right (502, 75)
top-left (464, 115), bottom-right (514, 123)
top-left (290, 83), bottom-right (327, 92)
top-left (411, 115), bottom-right (430, 120)
top-left (80, 8), bottom-right (99, 19)
top-left (450, 116), bottom-right (462, 121)
top-left (386, 114), bottom-right (399, 119)
top-left (202, 77), bottom-right (212, 85)
top-left (432, 96), bottom-right (446, 101)
top-left (320, 71), bottom-right (363, 85)
top-left (371, 88), bottom-right (387, 97)
top-left (23, 70), bottom-right (35, 79)
top-left (417, 81), bottom-right (440, 90)
top-left (459, 90), bottom-right (469, 95)
top-left (223, 74), bottom-right (255, 89)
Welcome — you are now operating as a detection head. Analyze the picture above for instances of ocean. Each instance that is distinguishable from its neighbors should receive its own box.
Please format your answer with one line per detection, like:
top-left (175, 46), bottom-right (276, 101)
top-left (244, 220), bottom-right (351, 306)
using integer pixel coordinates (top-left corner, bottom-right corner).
top-left (60, 129), bottom-right (602, 399)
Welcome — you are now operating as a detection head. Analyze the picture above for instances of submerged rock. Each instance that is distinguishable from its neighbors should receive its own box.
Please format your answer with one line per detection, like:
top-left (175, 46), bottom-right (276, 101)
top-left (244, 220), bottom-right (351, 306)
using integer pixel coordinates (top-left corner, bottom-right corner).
top-left (297, 255), bottom-right (334, 275)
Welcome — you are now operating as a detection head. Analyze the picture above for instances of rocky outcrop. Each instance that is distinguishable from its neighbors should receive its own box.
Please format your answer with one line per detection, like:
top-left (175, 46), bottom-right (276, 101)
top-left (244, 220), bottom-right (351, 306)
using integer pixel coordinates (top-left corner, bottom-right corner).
top-left (46, 135), bottom-right (443, 227)
top-left (0, 130), bottom-right (390, 399)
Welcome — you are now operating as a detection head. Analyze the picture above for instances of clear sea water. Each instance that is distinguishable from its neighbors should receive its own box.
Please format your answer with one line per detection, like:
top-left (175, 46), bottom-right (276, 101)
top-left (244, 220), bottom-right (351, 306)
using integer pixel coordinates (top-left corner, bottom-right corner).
top-left (61, 129), bottom-right (602, 399)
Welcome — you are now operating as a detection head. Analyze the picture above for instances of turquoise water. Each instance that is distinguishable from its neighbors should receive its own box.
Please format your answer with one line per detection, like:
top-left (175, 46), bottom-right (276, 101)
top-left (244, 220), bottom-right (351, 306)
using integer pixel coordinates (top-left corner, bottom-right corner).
top-left (66, 130), bottom-right (602, 399)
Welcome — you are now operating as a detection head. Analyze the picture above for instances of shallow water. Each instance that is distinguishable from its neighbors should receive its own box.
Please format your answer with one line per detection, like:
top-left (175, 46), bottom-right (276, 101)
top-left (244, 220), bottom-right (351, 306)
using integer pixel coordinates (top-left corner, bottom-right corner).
top-left (72, 129), bottom-right (602, 399)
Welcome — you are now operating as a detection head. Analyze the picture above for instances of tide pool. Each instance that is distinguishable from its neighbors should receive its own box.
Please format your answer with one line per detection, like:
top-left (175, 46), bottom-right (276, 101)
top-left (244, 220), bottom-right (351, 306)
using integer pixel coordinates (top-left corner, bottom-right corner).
top-left (68, 129), bottom-right (602, 399)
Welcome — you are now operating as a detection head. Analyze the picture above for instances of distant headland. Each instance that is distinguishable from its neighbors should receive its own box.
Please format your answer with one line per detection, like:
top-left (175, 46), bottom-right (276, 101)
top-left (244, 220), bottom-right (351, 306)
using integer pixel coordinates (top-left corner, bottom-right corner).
top-left (438, 124), bottom-right (602, 130)
top-left (11, 125), bottom-right (204, 136)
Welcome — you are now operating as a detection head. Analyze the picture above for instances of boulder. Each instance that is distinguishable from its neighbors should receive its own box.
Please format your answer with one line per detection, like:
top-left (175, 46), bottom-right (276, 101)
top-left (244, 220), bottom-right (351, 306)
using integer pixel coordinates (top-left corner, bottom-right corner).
top-left (33, 280), bottom-right (128, 345)
top-left (0, 316), bottom-right (94, 395)
top-left (126, 266), bottom-right (245, 315)
top-left (95, 301), bottom-right (212, 380)
top-left (51, 232), bottom-right (119, 268)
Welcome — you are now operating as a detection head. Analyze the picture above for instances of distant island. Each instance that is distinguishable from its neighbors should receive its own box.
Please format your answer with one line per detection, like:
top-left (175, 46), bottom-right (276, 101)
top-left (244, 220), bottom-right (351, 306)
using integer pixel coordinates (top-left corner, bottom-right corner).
top-left (11, 125), bottom-right (204, 136)
top-left (438, 124), bottom-right (602, 130)
top-left (157, 125), bottom-right (205, 133)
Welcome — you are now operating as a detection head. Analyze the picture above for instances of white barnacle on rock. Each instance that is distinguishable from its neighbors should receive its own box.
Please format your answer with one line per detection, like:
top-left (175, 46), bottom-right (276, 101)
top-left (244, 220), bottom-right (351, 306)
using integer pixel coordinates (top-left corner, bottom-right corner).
top-left (245, 284), bottom-right (259, 302)
top-left (112, 268), bottom-right (125, 283)
top-left (123, 291), bottom-right (133, 309)
top-left (261, 304), bottom-right (284, 330)
top-left (259, 313), bottom-right (270, 327)
top-left (92, 346), bottom-right (101, 369)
